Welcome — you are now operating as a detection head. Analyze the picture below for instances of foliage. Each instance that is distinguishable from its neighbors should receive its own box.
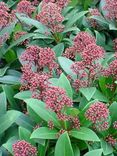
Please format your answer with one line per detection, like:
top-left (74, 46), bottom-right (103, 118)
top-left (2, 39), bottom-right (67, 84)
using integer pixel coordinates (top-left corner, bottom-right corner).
top-left (0, 0), bottom-right (117, 156)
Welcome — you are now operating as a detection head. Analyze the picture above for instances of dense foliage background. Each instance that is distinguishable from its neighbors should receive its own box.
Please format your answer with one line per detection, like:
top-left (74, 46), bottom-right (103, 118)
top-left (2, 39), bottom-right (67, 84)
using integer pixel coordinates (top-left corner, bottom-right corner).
top-left (0, 0), bottom-right (117, 155)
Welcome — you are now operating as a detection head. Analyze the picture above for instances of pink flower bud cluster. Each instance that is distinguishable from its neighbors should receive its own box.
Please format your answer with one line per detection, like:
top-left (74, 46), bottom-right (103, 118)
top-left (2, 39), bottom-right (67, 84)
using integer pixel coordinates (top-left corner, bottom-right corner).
top-left (82, 44), bottom-right (105, 64)
top-left (88, 8), bottom-right (101, 29)
top-left (43, 0), bottom-right (69, 8)
top-left (21, 45), bottom-right (40, 64)
top-left (36, 2), bottom-right (64, 33)
top-left (48, 120), bottom-right (54, 129)
top-left (64, 32), bottom-right (105, 91)
top-left (14, 31), bottom-right (29, 45)
top-left (16, 0), bottom-right (35, 17)
top-left (0, 33), bottom-right (9, 47)
top-left (104, 0), bottom-right (117, 20)
top-left (104, 59), bottom-right (117, 79)
top-left (113, 38), bottom-right (117, 51)
top-left (0, 2), bottom-right (11, 29)
top-left (21, 64), bottom-right (34, 88)
top-left (113, 121), bottom-right (117, 129)
top-left (43, 86), bottom-right (73, 112)
top-left (85, 102), bottom-right (109, 131)
top-left (31, 0), bottom-right (40, 6)
top-left (64, 32), bottom-right (96, 59)
top-left (12, 140), bottom-right (37, 156)
top-left (106, 135), bottom-right (117, 146)
top-left (85, 102), bottom-right (109, 124)
top-left (21, 46), bottom-right (58, 72)
top-left (94, 120), bottom-right (109, 131)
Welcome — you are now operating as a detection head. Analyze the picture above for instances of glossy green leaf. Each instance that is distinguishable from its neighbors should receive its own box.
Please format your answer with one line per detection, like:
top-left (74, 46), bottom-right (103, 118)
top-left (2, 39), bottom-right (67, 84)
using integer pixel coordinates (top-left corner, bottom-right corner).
top-left (0, 75), bottom-right (20, 84)
top-left (92, 89), bottom-right (109, 102)
top-left (109, 102), bottom-right (117, 122)
top-left (0, 66), bottom-right (9, 76)
top-left (70, 127), bottom-right (100, 141)
top-left (66, 11), bottom-right (88, 27)
top-left (25, 98), bottom-right (60, 128)
top-left (52, 43), bottom-right (64, 57)
top-left (58, 73), bottom-right (73, 99)
top-left (101, 139), bottom-right (113, 155)
top-left (2, 85), bottom-right (19, 109)
top-left (84, 149), bottom-right (103, 156)
top-left (31, 127), bottom-right (58, 140)
top-left (55, 132), bottom-right (74, 156)
top-left (79, 87), bottom-right (96, 101)
top-left (0, 92), bottom-right (7, 114)
top-left (58, 57), bottom-right (77, 79)
top-left (0, 110), bottom-right (21, 134)
top-left (5, 33), bottom-right (34, 53)
top-left (14, 90), bottom-right (31, 100)
top-left (19, 127), bottom-right (32, 142)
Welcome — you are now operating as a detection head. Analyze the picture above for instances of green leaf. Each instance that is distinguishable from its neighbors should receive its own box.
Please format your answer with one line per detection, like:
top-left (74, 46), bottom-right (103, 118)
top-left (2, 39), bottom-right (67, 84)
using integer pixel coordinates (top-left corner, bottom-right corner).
top-left (92, 89), bottom-right (109, 102)
top-left (25, 98), bottom-right (61, 128)
top-left (109, 102), bottom-right (117, 122)
top-left (0, 110), bottom-right (21, 134)
top-left (0, 92), bottom-right (7, 114)
top-left (58, 73), bottom-right (73, 99)
top-left (5, 33), bottom-right (34, 53)
top-left (3, 136), bottom-right (18, 154)
top-left (73, 144), bottom-right (80, 156)
top-left (31, 127), bottom-right (58, 140)
top-left (89, 16), bottom-right (109, 27)
top-left (52, 43), bottom-right (64, 57)
top-left (55, 132), bottom-right (74, 156)
top-left (0, 23), bottom-right (16, 36)
top-left (0, 75), bottom-right (20, 84)
top-left (58, 57), bottom-right (77, 79)
top-left (84, 149), bottom-right (103, 156)
top-left (66, 11), bottom-right (88, 27)
top-left (33, 33), bottom-right (54, 41)
top-left (0, 66), bottom-right (9, 76)
top-left (15, 113), bottom-right (34, 130)
top-left (49, 78), bottom-right (59, 86)
top-left (101, 139), bottom-right (113, 155)
top-left (109, 23), bottom-right (117, 31)
top-left (16, 13), bottom-right (50, 33)
top-left (95, 31), bottom-right (105, 46)
top-left (2, 85), bottom-right (19, 109)
top-left (70, 127), bottom-right (100, 141)
top-left (14, 90), bottom-right (31, 100)
top-left (79, 87), bottom-right (96, 101)
top-left (19, 127), bottom-right (32, 143)
top-left (62, 27), bottom-right (80, 34)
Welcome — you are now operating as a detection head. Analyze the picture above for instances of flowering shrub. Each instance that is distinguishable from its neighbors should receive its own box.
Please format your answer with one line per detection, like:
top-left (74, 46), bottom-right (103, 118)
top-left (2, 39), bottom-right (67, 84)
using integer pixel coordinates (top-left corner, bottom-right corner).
top-left (0, 0), bottom-right (117, 156)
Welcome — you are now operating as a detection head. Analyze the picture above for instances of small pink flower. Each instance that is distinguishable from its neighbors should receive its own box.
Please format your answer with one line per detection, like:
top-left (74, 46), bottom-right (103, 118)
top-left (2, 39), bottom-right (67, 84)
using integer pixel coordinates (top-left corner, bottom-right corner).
top-left (85, 102), bottom-right (109, 123)
top-left (13, 140), bottom-right (37, 156)
top-left (43, 0), bottom-right (69, 8)
top-left (113, 121), bottom-right (117, 129)
top-left (106, 135), bottom-right (117, 146)
top-left (43, 86), bottom-right (73, 112)
top-left (88, 8), bottom-right (101, 29)
top-left (94, 120), bottom-right (109, 131)
top-left (36, 2), bottom-right (64, 33)
top-left (104, 59), bottom-right (117, 79)
top-left (14, 31), bottom-right (29, 45)
top-left (104, 0), bottom-right (117, 20)
top-left (48, 120), bottom-right (54, 129)
top-left (0, 33), bottom-right (9, 47)
top-left (73, 32), bottom-right (96, 52)
top-left (0, 2), bottom-right (11, 29)
top-left (82, 44), bottom-right (105, 64)
top-left (16, 0), bottom-right (35, 17)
